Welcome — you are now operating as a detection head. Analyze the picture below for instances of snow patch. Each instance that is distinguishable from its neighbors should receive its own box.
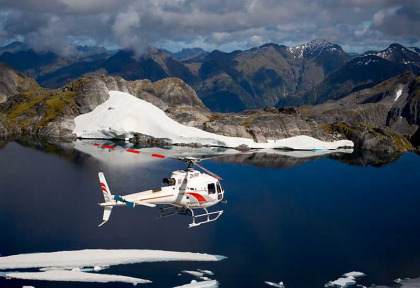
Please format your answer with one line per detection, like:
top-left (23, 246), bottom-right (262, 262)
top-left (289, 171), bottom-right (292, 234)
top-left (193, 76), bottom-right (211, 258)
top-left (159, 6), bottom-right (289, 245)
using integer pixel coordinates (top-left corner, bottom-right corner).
top-left (0, 249), bottom-right (226, 270)
top-left (73, 91), bottom-right (353, 150)
top-left (5, 270), bottom-right (150, 285)
top-left (394, 88), bottom-right (403, 101)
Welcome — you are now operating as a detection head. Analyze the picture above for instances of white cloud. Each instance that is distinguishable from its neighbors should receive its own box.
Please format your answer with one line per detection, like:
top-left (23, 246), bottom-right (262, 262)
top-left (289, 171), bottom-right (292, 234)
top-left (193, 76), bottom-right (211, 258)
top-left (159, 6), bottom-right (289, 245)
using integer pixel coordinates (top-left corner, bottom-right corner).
top-left (0, 0), bottom-right (419, 55)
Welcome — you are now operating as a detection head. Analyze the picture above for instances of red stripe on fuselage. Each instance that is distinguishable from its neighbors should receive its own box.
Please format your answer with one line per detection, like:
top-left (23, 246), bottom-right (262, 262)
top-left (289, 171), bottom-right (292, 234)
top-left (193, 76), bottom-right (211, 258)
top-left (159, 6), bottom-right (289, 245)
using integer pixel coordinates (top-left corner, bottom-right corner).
top-left (102, 145), bottom-right (115, 150)
top-left (127, 149), bottom-right (140, 154)
top-left (186, 192), bottom-right (207, 202)
top-left (94, 143), bottom-right (100, 146)
top-left (101, 187), bottom-right (107, 192)
top-left (100, 183), bottom-right (106, 188)
top-left (151, 154), bottom-right (165, 158)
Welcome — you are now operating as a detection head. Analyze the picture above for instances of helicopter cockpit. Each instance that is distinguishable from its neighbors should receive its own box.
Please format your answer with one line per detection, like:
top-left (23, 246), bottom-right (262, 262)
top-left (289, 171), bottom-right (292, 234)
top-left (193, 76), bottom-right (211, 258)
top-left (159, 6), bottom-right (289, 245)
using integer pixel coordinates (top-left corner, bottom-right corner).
top-left (208, 181), bottom-right (224, 200)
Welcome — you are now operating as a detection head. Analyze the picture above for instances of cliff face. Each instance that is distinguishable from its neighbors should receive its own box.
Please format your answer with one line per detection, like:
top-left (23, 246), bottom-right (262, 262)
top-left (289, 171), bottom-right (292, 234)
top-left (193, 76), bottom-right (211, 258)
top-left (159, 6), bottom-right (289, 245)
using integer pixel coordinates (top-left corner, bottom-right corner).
top-left (0, 62), bottom-right (39, 104)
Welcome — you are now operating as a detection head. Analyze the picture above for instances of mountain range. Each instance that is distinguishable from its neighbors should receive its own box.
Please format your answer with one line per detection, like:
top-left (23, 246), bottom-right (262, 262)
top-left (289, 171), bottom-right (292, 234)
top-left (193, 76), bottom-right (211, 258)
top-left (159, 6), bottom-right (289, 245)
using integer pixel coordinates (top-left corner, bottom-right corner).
top-left (0, 40), bottom-right (419, 113)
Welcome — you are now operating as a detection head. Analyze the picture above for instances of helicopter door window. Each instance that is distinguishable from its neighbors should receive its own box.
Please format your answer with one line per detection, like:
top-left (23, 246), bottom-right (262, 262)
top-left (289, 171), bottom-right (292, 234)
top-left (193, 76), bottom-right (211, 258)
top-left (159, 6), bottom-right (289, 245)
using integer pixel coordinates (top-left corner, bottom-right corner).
top-left (216, 182), bottom-right (222, 193)
top-left (208, 183), bottom-right (216, 194)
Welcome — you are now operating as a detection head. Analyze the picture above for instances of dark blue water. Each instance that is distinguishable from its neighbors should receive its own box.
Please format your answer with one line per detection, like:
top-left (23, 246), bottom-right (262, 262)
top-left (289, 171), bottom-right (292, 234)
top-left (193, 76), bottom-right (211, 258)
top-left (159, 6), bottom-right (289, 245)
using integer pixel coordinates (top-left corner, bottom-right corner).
top-left (0, 140), bottom-right (419, 288)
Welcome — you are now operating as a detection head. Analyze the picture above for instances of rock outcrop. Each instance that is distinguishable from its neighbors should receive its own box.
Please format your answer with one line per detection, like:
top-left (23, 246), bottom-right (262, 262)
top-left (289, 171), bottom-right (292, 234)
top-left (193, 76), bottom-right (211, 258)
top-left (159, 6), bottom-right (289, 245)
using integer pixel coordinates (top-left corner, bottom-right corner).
top-left (0, 75), bottom-right (207, 139)
top-left (0, 62), bottom-right (39, 103)
top-left (299, 72), bottom-right (420, 152)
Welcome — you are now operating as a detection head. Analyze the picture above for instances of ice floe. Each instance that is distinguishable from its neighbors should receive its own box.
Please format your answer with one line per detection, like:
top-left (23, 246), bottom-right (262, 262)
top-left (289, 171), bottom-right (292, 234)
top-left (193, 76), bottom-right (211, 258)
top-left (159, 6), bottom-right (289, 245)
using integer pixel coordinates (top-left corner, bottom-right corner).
top-left (5, 270), bottom-right (149, 285)
top-left (370, 276), bottom-right (420, 288)
top-left (73, 91), bottom-right (353, 150)
top-left (197, 269), bottom-right (214, 276)
top-left (0, 249), bottom-right (226, 270)
top-left (325, 271), bottom-right (365, 287)
top-left (173, 279), bottom-right (219, 288)
top-left (325, 277), bottom-right (356, 287)
top-left (182, 270), bottom-right (205, 277)
top-left (265, 280), bottom-right (285, 287)
top-left (343, 272), bottom-right (365, 279)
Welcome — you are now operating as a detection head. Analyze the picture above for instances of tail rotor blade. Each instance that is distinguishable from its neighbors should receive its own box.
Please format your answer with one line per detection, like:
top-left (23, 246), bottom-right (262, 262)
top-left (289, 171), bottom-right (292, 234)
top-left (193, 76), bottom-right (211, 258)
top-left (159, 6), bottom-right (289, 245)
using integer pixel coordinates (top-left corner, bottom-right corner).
top-left (114, 195), bottom-right (136, 208)
top-left (195, 163), bottom-right (223, 180)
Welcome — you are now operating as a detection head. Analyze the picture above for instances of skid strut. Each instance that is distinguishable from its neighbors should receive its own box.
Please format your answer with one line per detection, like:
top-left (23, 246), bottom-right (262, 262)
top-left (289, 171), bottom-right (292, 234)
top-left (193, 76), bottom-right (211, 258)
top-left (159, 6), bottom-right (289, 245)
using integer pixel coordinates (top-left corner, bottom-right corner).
top-left (188, 207), bottom-right (223, 228)
top-left (159, 205), bottom-right (223, 228)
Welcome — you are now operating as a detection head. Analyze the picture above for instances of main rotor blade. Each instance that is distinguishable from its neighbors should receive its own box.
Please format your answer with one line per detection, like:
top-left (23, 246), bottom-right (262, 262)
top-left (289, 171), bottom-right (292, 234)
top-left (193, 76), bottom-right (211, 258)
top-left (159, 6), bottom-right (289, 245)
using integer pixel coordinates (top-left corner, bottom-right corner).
top-left (195, 163), bottom-right (223, 180)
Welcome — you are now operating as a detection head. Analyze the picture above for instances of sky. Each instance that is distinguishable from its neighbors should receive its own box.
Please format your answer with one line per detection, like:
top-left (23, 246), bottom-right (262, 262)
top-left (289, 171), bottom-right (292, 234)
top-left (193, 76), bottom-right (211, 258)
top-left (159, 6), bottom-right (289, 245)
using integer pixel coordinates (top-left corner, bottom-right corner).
top-left (0, 0), bottom-right (419, 56)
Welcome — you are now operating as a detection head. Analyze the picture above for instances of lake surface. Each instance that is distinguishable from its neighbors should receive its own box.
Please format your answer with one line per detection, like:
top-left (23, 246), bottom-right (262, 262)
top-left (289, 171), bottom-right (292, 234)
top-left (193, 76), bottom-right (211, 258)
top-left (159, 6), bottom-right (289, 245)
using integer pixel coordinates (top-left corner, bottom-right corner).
top-left (0, 139), bottom-right (419, 288)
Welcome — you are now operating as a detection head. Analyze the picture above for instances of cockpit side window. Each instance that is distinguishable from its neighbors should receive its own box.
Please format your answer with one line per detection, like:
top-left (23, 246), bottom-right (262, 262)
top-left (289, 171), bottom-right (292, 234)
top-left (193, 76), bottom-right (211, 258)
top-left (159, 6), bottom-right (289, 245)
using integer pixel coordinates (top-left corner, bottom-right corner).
top-left (208, 183), bottom-right (216, 194)
top-left (163, 178), bottom-right (176, 186)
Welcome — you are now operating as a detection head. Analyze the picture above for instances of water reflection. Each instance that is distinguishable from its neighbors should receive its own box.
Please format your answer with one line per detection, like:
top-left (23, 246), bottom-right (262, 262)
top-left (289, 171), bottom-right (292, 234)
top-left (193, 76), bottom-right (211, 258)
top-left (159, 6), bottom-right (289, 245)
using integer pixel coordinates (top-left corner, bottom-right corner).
top-left (0, 137), bottom-right (419, 288)
top-left (0, 137), bottom-right (408, 169)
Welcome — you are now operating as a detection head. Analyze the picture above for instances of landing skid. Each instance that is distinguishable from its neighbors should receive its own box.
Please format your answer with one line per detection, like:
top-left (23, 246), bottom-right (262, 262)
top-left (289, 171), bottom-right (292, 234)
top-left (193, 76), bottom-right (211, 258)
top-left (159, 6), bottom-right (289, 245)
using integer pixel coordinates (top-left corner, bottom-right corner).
top-left (188, 207), bottom-right (223, 228)
top-left (158, 205), bottom-right (223, 228)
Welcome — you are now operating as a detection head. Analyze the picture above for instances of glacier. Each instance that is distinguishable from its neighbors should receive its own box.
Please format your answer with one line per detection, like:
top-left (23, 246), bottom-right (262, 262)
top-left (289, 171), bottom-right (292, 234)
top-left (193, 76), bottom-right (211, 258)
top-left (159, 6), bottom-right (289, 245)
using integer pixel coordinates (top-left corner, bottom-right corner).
top-left (73, 91), bottom-right (354, 150)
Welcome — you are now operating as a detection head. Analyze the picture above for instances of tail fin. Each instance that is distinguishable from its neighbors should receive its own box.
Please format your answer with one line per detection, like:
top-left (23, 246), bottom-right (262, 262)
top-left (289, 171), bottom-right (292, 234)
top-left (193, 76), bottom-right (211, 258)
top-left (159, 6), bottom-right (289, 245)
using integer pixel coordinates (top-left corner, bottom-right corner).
top-left (99, 172), bottom-right (112, 202)
top-left (98, 172), bottom-right (113, 227)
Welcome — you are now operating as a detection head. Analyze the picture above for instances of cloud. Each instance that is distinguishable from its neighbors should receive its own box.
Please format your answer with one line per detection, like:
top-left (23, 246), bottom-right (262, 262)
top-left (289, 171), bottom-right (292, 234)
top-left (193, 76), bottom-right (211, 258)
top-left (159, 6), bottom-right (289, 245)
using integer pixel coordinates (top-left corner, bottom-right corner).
top-left (0, 0), bottom-right (419, 55)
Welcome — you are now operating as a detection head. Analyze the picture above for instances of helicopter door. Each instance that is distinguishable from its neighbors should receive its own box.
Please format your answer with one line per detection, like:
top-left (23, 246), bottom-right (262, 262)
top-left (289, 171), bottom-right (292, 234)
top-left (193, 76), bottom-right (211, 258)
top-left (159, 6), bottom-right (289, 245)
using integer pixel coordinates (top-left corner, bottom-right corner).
top-left (216, 182), bottom-right (223, 200)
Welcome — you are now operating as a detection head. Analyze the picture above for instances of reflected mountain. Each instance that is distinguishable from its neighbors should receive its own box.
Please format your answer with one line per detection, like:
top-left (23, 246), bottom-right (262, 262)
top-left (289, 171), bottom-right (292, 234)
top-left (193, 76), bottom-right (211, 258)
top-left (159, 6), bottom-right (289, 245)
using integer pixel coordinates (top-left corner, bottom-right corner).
top-left (0, 137), bottom-right (411, 168)
top-left (329, 149), bottom-right (403, 167)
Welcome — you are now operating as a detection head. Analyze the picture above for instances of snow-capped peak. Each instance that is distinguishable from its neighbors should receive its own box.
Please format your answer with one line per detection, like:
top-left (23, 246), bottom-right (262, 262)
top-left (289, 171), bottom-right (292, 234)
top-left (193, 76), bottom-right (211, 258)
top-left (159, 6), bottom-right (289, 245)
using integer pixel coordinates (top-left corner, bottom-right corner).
top-left (366, 43), bottom-right (420, 64)
top-left (289, 39), bottom-right (342, 58)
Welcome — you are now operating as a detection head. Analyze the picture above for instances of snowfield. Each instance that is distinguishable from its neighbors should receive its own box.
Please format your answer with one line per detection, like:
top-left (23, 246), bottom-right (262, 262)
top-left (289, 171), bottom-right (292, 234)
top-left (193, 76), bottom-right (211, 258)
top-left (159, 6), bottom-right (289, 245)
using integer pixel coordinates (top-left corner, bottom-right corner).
top-left (0, 249), bottom-right (226, 270)
top-left (73, 91), bottom-right (354, 150)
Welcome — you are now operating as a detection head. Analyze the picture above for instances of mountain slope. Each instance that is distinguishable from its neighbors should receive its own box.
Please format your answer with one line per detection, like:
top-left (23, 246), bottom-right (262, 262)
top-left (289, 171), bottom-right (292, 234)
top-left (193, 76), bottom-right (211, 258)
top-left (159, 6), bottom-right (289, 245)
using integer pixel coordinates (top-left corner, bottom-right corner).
top-left (196, 40), bottom-right (350, 111)
top-left (279, 44), bottom-right (420, 107)
top-left (0, 62), bottom-right (39, 103)
top-left (164, 48), bottom-right (209, 62)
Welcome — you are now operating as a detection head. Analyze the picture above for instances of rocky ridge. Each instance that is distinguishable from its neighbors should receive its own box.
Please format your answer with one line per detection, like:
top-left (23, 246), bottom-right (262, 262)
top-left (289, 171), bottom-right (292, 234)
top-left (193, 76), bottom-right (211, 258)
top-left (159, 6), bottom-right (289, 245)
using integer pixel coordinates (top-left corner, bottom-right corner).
top-left (0, 61), bottom-right (418, 153)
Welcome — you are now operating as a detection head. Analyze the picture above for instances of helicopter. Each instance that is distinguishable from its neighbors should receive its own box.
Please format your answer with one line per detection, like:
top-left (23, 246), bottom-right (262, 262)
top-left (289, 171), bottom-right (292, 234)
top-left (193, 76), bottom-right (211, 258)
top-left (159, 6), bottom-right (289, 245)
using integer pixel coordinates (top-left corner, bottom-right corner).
top-left (94, 143), bottom-right (228, 228)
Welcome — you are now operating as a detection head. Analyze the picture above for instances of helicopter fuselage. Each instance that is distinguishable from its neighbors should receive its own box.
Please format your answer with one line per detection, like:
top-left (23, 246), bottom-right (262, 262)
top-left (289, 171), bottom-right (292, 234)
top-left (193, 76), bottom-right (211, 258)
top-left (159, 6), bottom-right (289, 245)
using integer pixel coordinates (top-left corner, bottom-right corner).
top-left (100, 169), bottom-right (224, 209)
